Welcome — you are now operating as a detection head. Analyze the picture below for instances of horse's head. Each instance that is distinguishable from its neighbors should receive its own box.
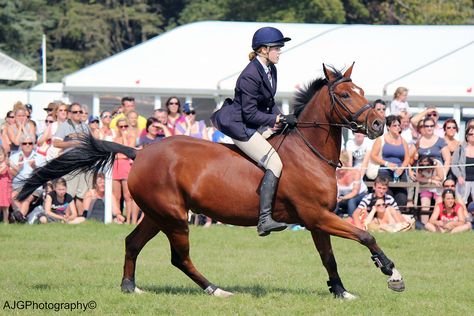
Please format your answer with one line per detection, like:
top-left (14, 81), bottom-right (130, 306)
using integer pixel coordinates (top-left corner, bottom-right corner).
top-left (322, 63), bottom-right (384, 139)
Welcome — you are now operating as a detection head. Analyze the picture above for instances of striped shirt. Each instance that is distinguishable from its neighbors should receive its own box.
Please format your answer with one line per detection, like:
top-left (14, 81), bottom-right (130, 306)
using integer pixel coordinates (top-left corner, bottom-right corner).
top-left (357, 193), bottom-right (399, 211)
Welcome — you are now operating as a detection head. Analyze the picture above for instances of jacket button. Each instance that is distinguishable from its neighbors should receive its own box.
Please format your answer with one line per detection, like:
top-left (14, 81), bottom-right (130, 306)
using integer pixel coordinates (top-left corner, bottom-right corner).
top-left (266, 107), bottom-right (270, 111)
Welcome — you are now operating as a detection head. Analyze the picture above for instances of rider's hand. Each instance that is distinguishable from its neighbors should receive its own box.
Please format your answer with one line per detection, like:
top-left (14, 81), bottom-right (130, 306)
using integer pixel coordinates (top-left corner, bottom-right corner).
top-left (279, 114), bottom-right (297, 128)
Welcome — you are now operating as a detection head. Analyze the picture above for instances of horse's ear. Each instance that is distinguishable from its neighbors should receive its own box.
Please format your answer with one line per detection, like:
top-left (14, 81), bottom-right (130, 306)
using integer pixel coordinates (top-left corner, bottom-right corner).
top-left (322, 63), bottom-right (336, 82)
top-left (343, 62), bottom-right (355, 78)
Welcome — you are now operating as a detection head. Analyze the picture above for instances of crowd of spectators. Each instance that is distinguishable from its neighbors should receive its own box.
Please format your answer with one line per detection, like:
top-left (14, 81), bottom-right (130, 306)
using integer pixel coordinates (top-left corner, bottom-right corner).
top-left (1, 89), bottom-right (473, 233)
top-left (0, 97), bottom-right (229, 225)
top-left (337, 87), bottom-right (473, 233)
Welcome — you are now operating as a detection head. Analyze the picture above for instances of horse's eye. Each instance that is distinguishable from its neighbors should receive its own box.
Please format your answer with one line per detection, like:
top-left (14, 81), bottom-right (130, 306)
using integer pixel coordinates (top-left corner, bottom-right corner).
top-left (341, 92), bottom-right (350, 99)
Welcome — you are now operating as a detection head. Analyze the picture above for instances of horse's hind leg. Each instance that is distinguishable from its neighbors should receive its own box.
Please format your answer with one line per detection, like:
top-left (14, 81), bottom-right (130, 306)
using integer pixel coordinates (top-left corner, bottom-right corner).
top-left (121, 215), bottom-right (161, 293)
top-left (310, 230), bottom-right (356, 300)
top-left (309, 211), bottom-right (405, 292)
top-left (164, 224), bottom-right (233, 297)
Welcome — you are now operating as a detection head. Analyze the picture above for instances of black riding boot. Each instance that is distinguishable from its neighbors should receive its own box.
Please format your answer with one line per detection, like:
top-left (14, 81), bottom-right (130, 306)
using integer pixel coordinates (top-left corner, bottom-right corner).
top-left (257, 170), bottom-right (287, 236)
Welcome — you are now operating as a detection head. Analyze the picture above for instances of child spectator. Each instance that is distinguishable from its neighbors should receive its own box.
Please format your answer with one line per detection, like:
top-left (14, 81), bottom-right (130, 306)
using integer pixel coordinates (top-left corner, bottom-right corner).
top-left (38, 178), bottom-right (85, 224)
top-left (390, 87), bottom-right (410, 115)
top-left (416, 154), bottom-right (445, 224)
top-left (0, 147), bottom-right (12, 223)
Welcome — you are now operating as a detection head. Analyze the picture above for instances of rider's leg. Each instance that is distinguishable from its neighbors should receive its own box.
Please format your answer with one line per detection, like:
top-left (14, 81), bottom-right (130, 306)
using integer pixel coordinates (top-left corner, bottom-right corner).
top-left (233, 132), bottom-right (287, 236)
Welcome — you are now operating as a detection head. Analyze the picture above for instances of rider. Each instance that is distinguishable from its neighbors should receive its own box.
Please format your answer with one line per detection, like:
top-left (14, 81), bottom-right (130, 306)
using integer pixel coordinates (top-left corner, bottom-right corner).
top-left (211, 27), bottom-right (297, 236)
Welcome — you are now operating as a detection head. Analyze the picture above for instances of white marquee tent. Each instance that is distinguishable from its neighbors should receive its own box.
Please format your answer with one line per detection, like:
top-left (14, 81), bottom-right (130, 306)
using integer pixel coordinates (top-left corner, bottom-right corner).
top-left (0, 51), bottom-right (37, 81)
top-left (63, 21), bottom-right (474, 108)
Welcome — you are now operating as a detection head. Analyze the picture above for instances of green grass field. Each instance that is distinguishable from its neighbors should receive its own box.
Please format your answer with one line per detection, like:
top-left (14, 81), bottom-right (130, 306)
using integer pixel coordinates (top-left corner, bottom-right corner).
top-left (1, 223), bottom-right (473, 315)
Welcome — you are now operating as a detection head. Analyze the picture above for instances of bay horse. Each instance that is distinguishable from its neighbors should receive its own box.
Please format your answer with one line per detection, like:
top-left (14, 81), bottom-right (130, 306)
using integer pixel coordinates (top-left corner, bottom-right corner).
top-left (18, 64), bottom-right (405, 299)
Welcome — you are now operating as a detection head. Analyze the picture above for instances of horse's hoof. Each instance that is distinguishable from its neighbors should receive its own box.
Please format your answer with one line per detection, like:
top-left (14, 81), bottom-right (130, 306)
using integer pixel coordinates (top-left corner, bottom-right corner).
top-left (212, 288), bottom-right (234, 298)
top-left (134, 287), bottom-right (145, 294)
top-left (335, 291), bottom-right (357, 300)
top-left (388, 279), bottom-right (405, 292)
top-left (121, 278), bottom-right (136, 293)
top-left (387, 268), bottom-right (405, 292)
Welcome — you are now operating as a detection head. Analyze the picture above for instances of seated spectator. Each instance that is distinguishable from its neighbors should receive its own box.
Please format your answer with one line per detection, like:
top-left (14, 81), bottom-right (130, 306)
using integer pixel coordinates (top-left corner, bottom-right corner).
top-left (138, 117), bottom-right (171, 148)
top-left (175, 103), bottom-right (208, 140)
top-left (425, 189), bottom-right (471, 233)
top-left (351, 176), bottom-right (412, 231)
top-left (363, 197), bottom-right (410, 232)
top-left (83, 173), bottom-right (125, 223)
top-left (37, 178), bottom-right (85, 224)
top-left (399, 111), bottom-right (415, 147)
top-left (451, 125), bottom-right (474, 204)
top-left (335, 150), bottom-right (368, 218)
top-left (410, 105), bottom-right (444, 138)
top-left (9, 134), bottom-right (46, 220)
top-left (442, 178), bottom-right (467, 217)
top-left (36, 113), bottom-right (56, 158)
top-left (7, 106), bottom-right (36, 154)
top-left (416, 154), bottom-right (444, 223)
top-left (466, 202), bottom-right (474, 230)
top-left (390, 87), bottom-right (410, 115)
top-left (0, 147), bottom-right (12, 223)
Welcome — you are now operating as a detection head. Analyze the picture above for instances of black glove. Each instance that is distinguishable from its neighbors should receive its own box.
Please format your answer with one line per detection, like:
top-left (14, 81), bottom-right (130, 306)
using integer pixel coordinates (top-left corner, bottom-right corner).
top-left (279, 114), bottom-right (297, 127)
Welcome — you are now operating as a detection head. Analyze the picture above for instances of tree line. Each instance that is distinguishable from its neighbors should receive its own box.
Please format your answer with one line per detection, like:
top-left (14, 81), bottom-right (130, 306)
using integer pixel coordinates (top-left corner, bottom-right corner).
top-left (0, 0), bottom-right (472, 87)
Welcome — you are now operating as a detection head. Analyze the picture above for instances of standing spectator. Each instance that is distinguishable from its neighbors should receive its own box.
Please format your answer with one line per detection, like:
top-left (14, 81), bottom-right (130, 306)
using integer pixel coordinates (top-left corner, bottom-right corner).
top-left (46, 102), bottom-right (68, 161)
top-left (1, 111), bottom-right (15, 154)
top-left (9, 134), bottom-right (46, 219)
top-left (175, 103), bottom-right (209, 140)
top-left (0, 147), bottom-right (12, 223)
top-left (346, 132), bottom-right (373, 168)
top-left (6, 107), bottom-right (36, 154)
top-left (335, 150), bottom-right (368, 218)
top-left (112, 118), bottom-right (137, 224)
top-left (36, 113), bottom-right (56, 157)
top-left (390, 87), bottom-right (410, 115)
top-left (110, 97), bottom-right (147, 131)
top-left (81, 104), bottom-right (90, 123)
top-left (52, 102), bottom-right (91, 216)
top-left (451, 126), bottom-right (474, 204)
top-left (443, 118), bottom-right (461, 181)
top-left (126, 110), bottom-right (141, 145)
top-left (83, 173), bottom-right (125, 223)
top-left (425, 189), bottom-right (471, 233)
top-left (370, 115), bottom-right (410, 205)
top-left (373, 99), bottom-right (387, 117)
top-left (88, 115), bottom-right (100, 138)
top-left (399, 111), bottom-right (415, 146)
top-left (137, 117), bottom-right (171, 148)
top-left (37, 178), bottom-right (85, 224)
top-left (98, 111), bottom-right (115, 141)
top-left (416, 117), bottom-right (451, 177)
top-left (165, 96), bottom-right (185, 135)
top-left (410, 105), bottom-right (444, 138)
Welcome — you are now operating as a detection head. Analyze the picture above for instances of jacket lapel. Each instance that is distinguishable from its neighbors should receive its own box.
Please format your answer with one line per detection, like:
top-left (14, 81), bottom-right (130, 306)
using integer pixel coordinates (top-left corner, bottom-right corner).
top-left (253, 59), bottom-right (273, 94)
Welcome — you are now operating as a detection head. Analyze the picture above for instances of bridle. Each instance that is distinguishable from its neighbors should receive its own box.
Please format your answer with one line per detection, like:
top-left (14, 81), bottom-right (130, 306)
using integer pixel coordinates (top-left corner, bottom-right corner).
top-left (290, 76), bottom-right (375, 168)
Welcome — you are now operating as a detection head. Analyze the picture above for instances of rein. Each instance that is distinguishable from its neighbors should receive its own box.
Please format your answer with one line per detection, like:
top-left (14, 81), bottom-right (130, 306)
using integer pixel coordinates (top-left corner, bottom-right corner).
top-left (289, 76), bottom-right (374, 168)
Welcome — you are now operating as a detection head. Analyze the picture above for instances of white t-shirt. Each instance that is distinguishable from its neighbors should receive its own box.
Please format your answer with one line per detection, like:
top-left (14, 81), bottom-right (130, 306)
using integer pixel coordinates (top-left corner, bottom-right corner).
top-left (346, 137), bottom-right (374, 167)
top-left (390, 100), bottom-right (410, 115)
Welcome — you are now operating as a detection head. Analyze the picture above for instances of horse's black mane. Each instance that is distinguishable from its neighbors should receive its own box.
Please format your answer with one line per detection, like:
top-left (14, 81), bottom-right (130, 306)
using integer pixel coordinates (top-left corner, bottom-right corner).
top-left (293, 67), bottom-right (343, 118)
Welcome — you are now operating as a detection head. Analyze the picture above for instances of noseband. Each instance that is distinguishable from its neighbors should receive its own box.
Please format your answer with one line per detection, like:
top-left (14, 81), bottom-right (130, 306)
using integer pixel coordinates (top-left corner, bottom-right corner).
top-left (292, 76), bottom-right (374, 168)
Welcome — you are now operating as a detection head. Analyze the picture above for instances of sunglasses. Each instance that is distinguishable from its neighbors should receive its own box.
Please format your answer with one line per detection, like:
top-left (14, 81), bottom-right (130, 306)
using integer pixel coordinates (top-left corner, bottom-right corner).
top-left (152, 125), bottom-right (162, 128)
top-left (185, 111), bottom-right (196, 115)
top-left (71, 110), bottom-right (83, 114)
top-left (45, 120), bottom-right (54, 123)
top-left (58, 109), bottom-right (67, 112)
top-left (427, 113), bottom-right (438, 117)
top-left (443, 185), bottom-right (455, 188)
top-left (22, 142), bottom-right (33, 146)
top-left (468, 133), bottom-right (474, 136)
top-left (46, 108), bottom-right (54, 112)
top-left (118, 125), bottom-right (129, 129)
top-left (168, 102), bottom-right (179, 105)
top-left (102, 115), bottom-right (111, 119)
top-left (7, 116), bottom-right (14, 119)
top-left (445, 126), bottom-right (457, 130)
top-left (424, 124), bottom-right (435, 128)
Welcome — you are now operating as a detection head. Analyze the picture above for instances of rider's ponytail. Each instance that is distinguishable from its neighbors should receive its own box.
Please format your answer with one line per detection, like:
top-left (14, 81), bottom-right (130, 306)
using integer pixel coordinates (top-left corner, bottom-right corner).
top-left (248, 51), bottom-right (257, 61)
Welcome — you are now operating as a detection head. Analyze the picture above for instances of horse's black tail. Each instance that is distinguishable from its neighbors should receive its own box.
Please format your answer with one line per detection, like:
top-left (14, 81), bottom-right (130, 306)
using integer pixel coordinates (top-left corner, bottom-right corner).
top-left (16, 133), bottom-right (137, 201)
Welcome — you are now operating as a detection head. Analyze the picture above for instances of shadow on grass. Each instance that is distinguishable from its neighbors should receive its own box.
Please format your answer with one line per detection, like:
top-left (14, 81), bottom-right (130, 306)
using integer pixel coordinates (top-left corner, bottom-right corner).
top-left (32, 284), bottom-right (52, 290)
top-left (141, 284), bottom-right (329, 298)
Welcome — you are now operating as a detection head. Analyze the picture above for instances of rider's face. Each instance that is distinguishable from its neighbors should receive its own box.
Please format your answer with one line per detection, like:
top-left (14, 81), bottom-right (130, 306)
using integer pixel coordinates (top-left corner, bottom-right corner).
top-left (266, 46), bottom-right (282, 65)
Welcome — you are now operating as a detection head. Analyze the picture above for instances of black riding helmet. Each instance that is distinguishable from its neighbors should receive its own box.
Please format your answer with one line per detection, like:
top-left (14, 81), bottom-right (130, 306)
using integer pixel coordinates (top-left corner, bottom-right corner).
top-left (252, 27), bottom-right (291, 51)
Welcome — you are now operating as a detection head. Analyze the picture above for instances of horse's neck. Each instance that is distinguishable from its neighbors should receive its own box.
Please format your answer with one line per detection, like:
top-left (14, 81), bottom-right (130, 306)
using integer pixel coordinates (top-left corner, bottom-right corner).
top-left (295, 92), bottom-right (342, 163)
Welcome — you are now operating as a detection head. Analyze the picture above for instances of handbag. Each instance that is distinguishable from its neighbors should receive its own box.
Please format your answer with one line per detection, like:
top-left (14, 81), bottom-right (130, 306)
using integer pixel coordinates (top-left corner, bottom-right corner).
top-left (366, 136), bottom-right (385, 180)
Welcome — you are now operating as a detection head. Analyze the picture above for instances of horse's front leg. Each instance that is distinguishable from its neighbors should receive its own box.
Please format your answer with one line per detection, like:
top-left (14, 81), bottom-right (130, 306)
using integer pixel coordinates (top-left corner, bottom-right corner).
top-left (306, 210), bottom-right (405, 293)
top-left (310, 230), bottom-right (357, 300)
